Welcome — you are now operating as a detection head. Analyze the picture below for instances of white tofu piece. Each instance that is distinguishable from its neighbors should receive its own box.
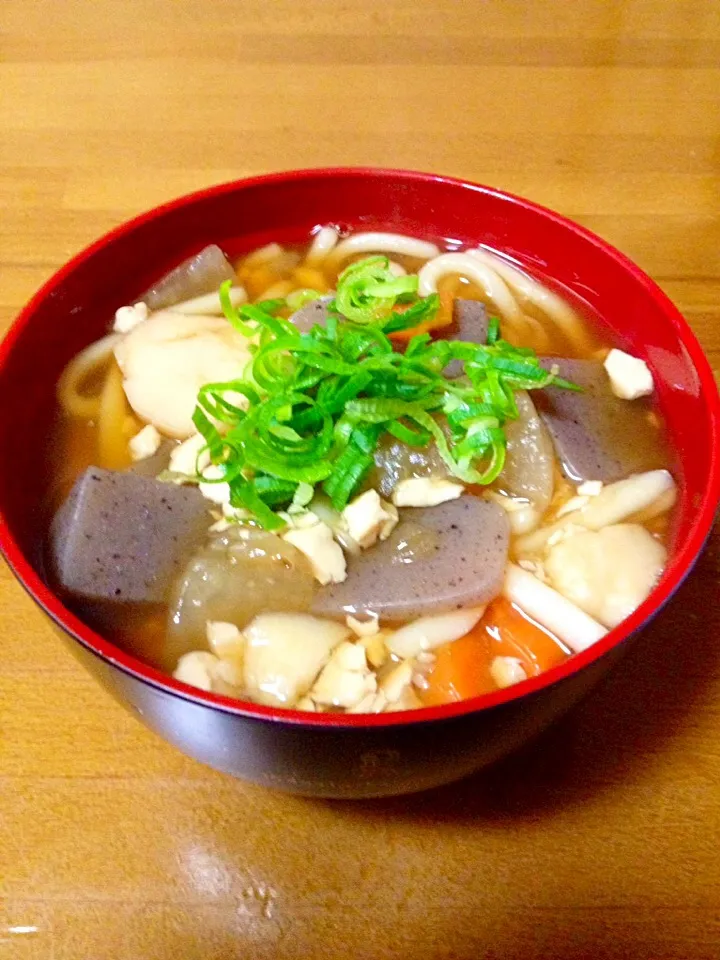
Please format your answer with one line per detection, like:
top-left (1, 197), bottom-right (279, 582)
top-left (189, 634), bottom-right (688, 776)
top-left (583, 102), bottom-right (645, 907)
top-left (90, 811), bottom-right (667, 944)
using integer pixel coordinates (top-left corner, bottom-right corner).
top-left (212, 657), bottom-right (244, 690)
top-left (113, 301), bottom-right (148, 333)
top-left (283, 520), bottom-right (347, 585)
top-left (392, 476), bottom-right (464, 507)
top-left (169, 433), bottom-right (210, 476)
top-left (222, 502), bottom-right (251, 521)
top-left (173, 651), bottom-right (220, 692)
top-left (378, 660), bottom-right (413, 703)
top-left (310, 641), bottom-right (377, 709)
top-left (243, 613), bottom-right (350, 707)
top-left (346, 613), bottom-right (380, 639)
top-left (199, 464), bottom-right (231, 506)
top-left (603, 348), bottom-right (654, 400)
top-left (209, 518), bottom-right (232, 533)
top-left (359, 631), bottom-right (389, 669)
top-left (384, 686), bottom-right (423, 712)
top-left (333, 642), bottom-right (368, 671)
top-left (206, 620), bottom-right (244, 659)
top-left (347, 690), bottom-right (387, 714)
top-left (281, 509), bottom-right (320, 530)
top-left (128, 423), bottom-right (161, 461)
top-left (577, 480), bottom-right (603, 496)
top-left (490, 656), bottom-right (528, 689)
top-left (342, 490), bottom-right (398, 548)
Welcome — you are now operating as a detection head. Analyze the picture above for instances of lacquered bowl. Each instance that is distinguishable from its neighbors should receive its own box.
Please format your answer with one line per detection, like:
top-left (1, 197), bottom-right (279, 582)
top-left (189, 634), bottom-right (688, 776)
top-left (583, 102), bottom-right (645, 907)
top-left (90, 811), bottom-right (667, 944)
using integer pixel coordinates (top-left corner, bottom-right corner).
top-left (1, 168), bottom-right (718, 798)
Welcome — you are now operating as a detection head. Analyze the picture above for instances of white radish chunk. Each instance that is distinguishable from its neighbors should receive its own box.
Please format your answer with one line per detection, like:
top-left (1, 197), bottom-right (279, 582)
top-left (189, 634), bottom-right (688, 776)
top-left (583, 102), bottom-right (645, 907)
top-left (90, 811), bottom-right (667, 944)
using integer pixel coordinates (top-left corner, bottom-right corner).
top-left (498, 391), bottom-right (555, 524)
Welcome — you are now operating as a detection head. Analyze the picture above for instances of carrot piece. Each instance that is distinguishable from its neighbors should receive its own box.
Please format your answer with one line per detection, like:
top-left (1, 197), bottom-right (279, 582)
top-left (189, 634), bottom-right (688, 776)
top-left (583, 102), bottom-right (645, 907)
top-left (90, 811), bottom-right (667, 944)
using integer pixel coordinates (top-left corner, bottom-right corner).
top-left (483, 596), bottom-right (570, 675)
top-left (419, 597), bottom-right (569, 706)
top-left (388, 275), bottom-right (460, 343)
top-left (420, 630), bottom-right (495, 706)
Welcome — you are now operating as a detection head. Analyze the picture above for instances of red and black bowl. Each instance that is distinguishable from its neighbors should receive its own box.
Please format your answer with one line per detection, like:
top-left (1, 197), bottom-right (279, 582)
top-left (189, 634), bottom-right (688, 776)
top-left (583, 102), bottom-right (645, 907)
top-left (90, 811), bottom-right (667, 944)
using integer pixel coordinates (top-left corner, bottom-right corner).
top-left (1, 168), bottom-right (718, 798)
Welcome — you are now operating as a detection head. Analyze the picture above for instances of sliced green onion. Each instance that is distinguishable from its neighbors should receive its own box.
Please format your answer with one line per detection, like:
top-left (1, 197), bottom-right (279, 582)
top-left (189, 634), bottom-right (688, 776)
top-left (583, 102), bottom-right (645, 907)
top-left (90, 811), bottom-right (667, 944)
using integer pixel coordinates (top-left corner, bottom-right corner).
top-left (189, 256), bottom-right (577, 527)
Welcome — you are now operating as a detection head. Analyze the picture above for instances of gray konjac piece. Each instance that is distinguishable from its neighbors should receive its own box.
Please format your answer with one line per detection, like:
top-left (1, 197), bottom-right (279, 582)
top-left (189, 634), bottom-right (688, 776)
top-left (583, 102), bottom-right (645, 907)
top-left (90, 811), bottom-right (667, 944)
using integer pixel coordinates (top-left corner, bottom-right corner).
top-left (445, 299), bottom-right (490, 378)
top-left (288, 296), bottom-right (334, 333)
top-left (536, 358), bottom-right (668, 482)
top-left (49, 467), bottom-right (212, 605)
top-left (311, 496), bottom-right (509, 622)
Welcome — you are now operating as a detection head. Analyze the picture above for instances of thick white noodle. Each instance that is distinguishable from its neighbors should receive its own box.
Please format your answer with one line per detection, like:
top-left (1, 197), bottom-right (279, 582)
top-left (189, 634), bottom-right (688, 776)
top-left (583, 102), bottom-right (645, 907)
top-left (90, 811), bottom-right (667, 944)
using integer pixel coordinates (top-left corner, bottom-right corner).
top-left (305, 226), bottom-right (340, 267)
top-left (242, 242), bottom-right (284, 267)
top-left (324, 232), bottom-right (440, 272)
top-left (515, 469), bottom-right (677, 557)
top-left (56, 333), bottom-right (122, 419)
top-left (466, 248), bottom-right (589, 349)
top-left (386, 607), bottom-right (486, 659)
top-left (417, 252), bottom-right (523, 322)
top-left (504, 563), bottom-right (607, 653)
top-left (171, 286), bottom-right (247, 316)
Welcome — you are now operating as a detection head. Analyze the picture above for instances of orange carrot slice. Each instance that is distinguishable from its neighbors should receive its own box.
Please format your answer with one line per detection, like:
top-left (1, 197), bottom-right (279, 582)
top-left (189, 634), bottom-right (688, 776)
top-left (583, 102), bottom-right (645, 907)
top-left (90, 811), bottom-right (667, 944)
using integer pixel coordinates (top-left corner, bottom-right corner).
top-left (420, 597), bottom-right (569, 706)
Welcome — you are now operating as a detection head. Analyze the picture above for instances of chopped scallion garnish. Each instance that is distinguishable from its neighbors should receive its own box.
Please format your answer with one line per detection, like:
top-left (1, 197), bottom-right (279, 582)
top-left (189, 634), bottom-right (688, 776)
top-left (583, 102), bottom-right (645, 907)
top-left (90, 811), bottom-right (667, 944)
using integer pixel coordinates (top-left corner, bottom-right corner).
top-left (182, 259), bottom-right (574, 527)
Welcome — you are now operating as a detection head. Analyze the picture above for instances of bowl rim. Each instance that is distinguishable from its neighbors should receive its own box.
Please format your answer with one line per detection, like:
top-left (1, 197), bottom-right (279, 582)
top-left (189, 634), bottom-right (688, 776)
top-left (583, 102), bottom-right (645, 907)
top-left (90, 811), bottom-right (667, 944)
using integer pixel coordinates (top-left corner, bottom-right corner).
top-left (2, 165), bottom-right (719, 729)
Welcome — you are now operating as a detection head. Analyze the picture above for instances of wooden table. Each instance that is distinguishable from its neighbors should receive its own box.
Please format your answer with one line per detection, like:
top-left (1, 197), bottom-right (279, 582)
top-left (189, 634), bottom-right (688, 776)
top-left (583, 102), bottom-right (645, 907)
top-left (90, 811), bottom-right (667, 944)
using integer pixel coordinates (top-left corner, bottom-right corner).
top-left (1, 2), bottom-right (719, 957)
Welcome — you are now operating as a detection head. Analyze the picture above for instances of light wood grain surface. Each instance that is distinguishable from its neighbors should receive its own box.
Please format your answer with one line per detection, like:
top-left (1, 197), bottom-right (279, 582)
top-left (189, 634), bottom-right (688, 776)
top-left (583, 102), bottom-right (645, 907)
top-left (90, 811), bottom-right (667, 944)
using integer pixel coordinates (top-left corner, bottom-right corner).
top-left (2, 2), bottom-right (720, 958)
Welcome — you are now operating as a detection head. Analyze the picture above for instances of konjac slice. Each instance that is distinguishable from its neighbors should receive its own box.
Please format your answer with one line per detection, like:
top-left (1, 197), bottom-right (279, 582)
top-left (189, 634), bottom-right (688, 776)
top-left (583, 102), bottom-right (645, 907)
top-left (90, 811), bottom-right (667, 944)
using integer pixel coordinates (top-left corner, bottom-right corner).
top-left (48, 467), bottom-right (212, 606)
top-left (311, 496), bottom-right (510, 622)
top-left (444, 299), bottom-right (490, 378)
top-left (536, 358), bottom-right (668, 482)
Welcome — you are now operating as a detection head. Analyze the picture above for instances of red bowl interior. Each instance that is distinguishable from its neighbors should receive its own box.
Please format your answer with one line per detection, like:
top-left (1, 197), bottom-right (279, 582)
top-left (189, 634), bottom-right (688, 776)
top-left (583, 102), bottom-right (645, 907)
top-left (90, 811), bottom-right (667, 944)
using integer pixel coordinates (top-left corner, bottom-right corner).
top-left (1, 167), bottom-right (719, 729)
